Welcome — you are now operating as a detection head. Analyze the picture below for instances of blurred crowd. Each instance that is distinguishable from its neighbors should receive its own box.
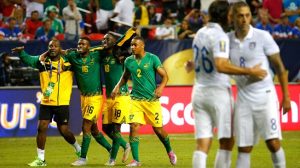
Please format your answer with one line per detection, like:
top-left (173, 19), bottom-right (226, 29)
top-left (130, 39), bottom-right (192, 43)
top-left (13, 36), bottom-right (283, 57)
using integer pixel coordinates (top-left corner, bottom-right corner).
top-left (1, 0), bottom-right (300, 86)
top-left (1, 0), bottom-right (300, 42)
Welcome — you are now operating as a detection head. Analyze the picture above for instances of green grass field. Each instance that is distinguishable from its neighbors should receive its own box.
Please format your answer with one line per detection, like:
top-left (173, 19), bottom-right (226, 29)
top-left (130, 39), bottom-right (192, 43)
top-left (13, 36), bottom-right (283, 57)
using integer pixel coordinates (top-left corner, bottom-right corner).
top-left (0, 131), bottom-right (300, 168)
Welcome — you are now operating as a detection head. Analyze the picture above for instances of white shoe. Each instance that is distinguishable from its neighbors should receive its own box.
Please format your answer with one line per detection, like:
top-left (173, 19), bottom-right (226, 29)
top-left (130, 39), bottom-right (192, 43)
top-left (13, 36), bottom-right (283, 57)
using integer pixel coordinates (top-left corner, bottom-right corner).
top-left (168, 151), bottom-right (177, 165)
top-left (105, 159), bottom-right (116, 166)
top-left (122, 143), bottom-right (131, 163)
top-left (71, 158), bottom-right (87, 166)
top-left (126, 160), bottom-right (141, 167)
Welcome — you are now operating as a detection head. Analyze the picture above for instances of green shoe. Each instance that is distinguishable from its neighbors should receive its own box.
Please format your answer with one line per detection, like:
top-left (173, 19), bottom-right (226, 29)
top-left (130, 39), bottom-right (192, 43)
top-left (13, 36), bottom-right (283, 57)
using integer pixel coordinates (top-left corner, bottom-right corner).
top-left (28, 157), bottom-right (47, 167)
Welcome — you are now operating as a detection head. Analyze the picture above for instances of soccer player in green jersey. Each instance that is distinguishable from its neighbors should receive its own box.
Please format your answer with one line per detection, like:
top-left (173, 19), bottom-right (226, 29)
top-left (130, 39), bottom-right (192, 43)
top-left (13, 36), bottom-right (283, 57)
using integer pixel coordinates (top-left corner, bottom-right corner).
top-left (11, 40), bottom-right (81, 167)
top-left (66, 37), bottom-right (112, 166)
top-left (111, 36), bottom-right (177, 167)
top-left (101, 33), bottom-right (132, 166)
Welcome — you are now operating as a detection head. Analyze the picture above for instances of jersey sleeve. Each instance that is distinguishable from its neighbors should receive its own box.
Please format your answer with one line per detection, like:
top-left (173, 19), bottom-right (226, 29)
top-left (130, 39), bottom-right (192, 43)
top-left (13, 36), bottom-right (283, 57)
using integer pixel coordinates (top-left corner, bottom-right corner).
top-left (19, 50), bottom-right (40, 68)
top-left (263, 31), bottom-right (280, 56)
top-left (152, 54), bottom-right (163, 69)
top-left (212, 34), bottom-right (229, 58)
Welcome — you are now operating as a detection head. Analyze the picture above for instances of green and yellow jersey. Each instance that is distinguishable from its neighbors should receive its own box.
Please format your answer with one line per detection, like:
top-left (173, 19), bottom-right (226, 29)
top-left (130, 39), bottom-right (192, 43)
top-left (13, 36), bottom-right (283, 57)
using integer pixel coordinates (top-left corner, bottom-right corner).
top-left (65, 51), bottom-right (102, 96)
top-left (19, 51), bottom-right (73, 106)
top-left (102, 53), bottom-right (129, 97)
top-left (124, 52), bottom-right (162, 100)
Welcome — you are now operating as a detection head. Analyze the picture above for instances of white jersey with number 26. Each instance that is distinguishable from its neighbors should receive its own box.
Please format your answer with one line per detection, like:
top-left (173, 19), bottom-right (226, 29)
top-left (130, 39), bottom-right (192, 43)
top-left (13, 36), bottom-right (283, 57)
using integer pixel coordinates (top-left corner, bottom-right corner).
top-left (192, 23), bottom-right (231, 88)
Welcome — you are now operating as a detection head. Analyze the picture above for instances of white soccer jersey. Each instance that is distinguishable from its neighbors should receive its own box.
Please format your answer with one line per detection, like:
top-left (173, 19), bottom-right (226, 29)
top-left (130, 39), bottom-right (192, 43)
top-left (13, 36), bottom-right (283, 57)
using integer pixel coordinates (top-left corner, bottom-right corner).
top-left (192, 23), bottom-right (231, 87)
top-left (228, 26), bottom-right (280, 102)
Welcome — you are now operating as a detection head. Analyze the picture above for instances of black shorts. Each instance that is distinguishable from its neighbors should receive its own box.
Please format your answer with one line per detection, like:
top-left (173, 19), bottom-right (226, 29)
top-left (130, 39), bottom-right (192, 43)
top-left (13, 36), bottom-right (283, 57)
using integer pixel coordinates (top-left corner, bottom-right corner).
top-left (39, 105), bottom-right (70, 125)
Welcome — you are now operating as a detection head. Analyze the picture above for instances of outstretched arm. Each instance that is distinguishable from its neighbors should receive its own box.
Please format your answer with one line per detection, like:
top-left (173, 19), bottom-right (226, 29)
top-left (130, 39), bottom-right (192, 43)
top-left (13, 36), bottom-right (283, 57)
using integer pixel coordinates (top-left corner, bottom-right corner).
top-left (12, 46), bottom-right (40, 68)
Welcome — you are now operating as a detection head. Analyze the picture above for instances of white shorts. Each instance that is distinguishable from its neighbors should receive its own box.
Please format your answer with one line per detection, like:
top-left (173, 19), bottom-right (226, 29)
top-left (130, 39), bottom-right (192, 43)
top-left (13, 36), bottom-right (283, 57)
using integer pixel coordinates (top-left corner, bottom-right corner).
top-left (96, 9), bottom-right (113, 30)
top-left (193, 85), bottom-right (233, 139)
top-left (234, 88), bottom-right (282, 147)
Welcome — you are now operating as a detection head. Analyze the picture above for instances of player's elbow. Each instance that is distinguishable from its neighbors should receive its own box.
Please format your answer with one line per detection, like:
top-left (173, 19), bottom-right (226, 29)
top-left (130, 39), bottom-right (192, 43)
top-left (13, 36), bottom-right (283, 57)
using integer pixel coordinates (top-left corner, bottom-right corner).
top-left (215, 61), bottom-right (226, 73)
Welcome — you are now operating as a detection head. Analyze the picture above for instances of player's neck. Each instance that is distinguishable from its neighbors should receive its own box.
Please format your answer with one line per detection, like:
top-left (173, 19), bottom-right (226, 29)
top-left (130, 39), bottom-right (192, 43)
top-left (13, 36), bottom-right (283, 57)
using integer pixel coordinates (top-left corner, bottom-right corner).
top-left (236, 28), bottom-right (249, 41)
top-left (50, 56), bottom-right (60, 61)
top-left (135, 51), bottom-right (146, 59)
top-left (81, 51), bottom-right (89, 58)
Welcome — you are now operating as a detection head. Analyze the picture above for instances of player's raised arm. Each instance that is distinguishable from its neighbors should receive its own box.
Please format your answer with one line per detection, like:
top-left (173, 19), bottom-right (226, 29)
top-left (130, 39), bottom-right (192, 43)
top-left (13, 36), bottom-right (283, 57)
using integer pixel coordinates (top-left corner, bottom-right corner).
top-left (268, 53), bottom-right (291, 114)
top-left (12, 46), bottom-right (40, 68)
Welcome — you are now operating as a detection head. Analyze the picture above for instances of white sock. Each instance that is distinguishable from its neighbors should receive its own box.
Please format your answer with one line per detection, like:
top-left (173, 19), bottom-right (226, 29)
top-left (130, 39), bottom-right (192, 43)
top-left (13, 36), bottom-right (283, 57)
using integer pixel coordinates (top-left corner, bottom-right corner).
top-left (72, 141), bottom-right (81, 152)
top-left (271, 147), bottom-right (286, 168)
top-left (193, 150), bottom-right (207, 168)
top-left (37, 148), bottom-right (45, 161)
top-left (214, 149), bottom-right (232, 168)
top-left (236, 152), bottom-right (250, 168)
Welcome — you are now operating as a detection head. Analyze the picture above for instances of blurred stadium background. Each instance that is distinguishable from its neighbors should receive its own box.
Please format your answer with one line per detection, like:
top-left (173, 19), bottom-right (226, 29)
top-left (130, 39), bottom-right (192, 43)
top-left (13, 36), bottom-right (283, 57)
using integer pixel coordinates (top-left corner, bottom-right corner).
top-left (0, 0), bottom-right (300, 167)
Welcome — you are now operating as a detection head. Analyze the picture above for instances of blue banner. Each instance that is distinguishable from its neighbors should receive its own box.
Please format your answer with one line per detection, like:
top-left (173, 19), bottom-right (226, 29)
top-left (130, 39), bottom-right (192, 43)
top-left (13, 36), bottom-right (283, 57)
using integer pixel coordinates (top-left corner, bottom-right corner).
top-left (0, 39), bottom-right (299, 81)
top-left (0, 87), bottom-right (82, 137)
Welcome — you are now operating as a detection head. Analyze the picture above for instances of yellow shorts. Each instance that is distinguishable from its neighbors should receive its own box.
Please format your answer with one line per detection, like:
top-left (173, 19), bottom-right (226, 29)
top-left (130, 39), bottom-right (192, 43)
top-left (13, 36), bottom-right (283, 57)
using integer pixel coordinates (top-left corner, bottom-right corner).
top-left (129, 99), bottom-right (163, 127)
top-left (102, 95), bottom-right (130, 124)
top-left (80, 95), bottom-right (103, 123)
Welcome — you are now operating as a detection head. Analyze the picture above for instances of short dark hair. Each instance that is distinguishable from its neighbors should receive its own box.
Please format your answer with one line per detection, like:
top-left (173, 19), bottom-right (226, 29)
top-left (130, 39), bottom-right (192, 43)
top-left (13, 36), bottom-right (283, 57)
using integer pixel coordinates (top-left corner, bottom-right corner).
top-left (79, 36), bottom-right (91, 44)
top-left (132, 36), bottom-right (145, 43)
top-left (209, 0), bottom-right (230, 27)
top-left (31, 10), bottom-right (39, 15)
top-left (231, 1), bottom-right (250, 16)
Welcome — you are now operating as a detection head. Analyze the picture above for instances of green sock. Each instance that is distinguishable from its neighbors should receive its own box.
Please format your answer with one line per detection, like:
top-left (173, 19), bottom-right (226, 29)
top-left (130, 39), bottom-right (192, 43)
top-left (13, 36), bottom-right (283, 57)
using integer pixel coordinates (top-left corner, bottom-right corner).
top-left (114, 131), bottom-right (127, 149)
top-left (94, 132), bottom-right (112, 152)
top-left (81, 134), bottom-right (91, 158)
top-left (129, 136), bottom-right (139, 162)
top-left (110, 139), bottom-right (120, 160)
top-left (159, 136), bottom-right (172, 153)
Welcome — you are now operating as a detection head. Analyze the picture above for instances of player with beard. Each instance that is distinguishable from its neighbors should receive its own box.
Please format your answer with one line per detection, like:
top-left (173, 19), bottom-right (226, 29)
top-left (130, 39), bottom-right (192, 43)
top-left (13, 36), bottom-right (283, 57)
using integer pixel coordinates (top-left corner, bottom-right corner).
top-left (12, 40), bottom-right (81, 167)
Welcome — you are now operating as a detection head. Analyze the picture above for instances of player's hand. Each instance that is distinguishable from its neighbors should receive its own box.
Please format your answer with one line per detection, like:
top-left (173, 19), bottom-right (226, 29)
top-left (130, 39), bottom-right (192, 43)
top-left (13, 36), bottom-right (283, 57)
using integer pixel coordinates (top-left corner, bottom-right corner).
top-left (154, 87), bottom-right (163, 98)
top-left (11, 46), bottom-right (25, 53)
top-left (249, 63), bottom-right (267, 80)
top-left (39, 50), bottom-right (49, 64)
top-left (111, 86), bottom-right (120, 100)
top-left (281, 96), bottom-right (291, 115)
top-left (184, 60), bottom-right (195, 73)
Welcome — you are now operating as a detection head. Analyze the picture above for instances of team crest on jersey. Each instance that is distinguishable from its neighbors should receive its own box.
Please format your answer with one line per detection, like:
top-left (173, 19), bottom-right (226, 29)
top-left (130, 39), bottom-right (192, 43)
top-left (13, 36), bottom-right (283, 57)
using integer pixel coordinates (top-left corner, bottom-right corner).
top-left (90, 58), bottom-right (94, 65)
top-left (143, 63), bottom-right (149, 68)
top-left (219, 40), bottom-right (226, 52)
top-left (110, 58), bottom-right (116, 64)
top-left (249, 42), bottom-right (256, 50)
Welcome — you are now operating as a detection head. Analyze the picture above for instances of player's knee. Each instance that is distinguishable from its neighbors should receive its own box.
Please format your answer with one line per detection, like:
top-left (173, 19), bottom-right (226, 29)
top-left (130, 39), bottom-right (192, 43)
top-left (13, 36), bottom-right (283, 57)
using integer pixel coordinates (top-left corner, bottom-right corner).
top-left (130, 123), bottom-right (140, 131)
top-left (37, 122), bottom-right (49, 133)
top-left (57, 124), bottom-right (70, 134)
top-left (238, 146), bottom-right (253, 153)
top-left (219, 137), bottom-right (234, 150)
top-left (266, 138), bottom-right (281, 152)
